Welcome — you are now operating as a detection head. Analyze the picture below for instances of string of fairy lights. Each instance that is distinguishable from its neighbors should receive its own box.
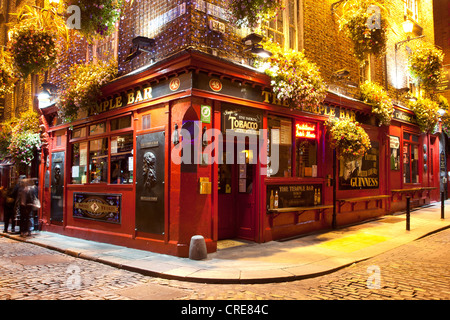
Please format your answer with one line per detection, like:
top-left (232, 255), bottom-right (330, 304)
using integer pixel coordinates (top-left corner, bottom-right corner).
top-left (48, 0), bottom-right (251, 89)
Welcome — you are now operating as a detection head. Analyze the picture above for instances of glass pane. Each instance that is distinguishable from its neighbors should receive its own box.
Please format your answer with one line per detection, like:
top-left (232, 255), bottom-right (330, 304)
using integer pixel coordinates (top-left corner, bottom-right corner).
top-left (89, 138), bottom-right (108, 183)
top-left (72, 127), bottom-right (86, 139)
top-left (411, 134), bottom-right (419, 142)
top-left (110, 134), bottom-right (134, 184)
top-left (218, 163), bottom-right (232, 194)
top-left (268, 116), bottom-right (292, 177)
top-left (71, 142), bottom-right (88, 184)
top-left (412, 145), bottom-right (418, 183)
top-left (111, 116), bottom-right (132, 131)
top-left (403, 143), bottom-right (410, 183)
top-left (296, 138), bottom-right (318, 177)
top-left (403, 132), bottom-right (410, 140)
top-left (89, 122), bottom-right (106, 135)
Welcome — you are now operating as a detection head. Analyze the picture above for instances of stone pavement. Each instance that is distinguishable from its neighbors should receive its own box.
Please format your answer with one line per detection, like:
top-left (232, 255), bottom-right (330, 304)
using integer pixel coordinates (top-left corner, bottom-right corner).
top-left (1, 200), bottom-right (449, 284)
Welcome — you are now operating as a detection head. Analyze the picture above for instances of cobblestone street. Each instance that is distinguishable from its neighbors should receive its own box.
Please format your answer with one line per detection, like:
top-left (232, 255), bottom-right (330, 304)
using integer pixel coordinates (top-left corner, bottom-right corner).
top-left (1, 227), bottom-right (450, 301)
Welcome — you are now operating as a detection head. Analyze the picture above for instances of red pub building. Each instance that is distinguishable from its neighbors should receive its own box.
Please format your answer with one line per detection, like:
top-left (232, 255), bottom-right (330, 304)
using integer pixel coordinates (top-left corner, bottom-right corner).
top-left (34, 0), bottom-right (441, 257)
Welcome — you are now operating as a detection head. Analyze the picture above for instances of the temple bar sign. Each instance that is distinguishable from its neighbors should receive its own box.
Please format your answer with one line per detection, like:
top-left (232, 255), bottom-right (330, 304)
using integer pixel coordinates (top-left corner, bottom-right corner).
top-left (90, 73), bottom-right (191, 116)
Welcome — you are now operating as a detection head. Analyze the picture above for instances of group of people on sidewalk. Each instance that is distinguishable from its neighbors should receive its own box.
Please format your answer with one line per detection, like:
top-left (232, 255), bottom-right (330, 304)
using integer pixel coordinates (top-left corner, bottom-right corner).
top-left (2, 175), bottom-right (41, 237)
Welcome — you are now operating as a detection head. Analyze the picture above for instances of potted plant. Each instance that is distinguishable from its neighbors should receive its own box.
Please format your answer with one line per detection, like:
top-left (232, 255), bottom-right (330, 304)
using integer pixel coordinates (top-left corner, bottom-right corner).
top-left (338, 0), bottom-right (388, 64)
top-left (408, 43), bottom-right (444, 91)
top-left (57, 59), bottom-right (117, 122)
top-left (326, 117), bottom-right (372, 162)
top-left (359, 80), bottom-right (394, 126)
top-left (259, 40), bottom-right (327, 110)
top-left (228, 0), bottom-right (283, 29)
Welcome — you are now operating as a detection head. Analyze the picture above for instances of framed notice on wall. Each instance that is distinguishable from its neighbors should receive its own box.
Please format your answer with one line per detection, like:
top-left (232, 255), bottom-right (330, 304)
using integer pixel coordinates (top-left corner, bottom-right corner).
top-left (390, 136), bottom-right (400, 170)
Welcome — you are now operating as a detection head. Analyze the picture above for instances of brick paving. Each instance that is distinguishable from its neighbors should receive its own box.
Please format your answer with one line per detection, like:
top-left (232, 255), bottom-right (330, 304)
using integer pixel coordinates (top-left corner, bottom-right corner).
top-left (1, 227), bottom-right (450, 300)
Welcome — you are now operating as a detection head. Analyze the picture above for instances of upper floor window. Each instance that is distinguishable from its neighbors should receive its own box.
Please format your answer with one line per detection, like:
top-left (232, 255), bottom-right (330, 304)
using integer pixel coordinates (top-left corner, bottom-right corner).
top-left (86, 23), bottom-right (119, 63)
top-left (404, 0), bottom-right (419, 22)
top-left (262, 0), bottom-right (298, 51)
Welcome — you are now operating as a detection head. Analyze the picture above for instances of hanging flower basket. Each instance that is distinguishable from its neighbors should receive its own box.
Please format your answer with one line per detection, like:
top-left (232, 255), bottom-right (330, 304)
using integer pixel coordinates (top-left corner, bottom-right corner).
top-left (408, 97), bottom-right (440, 133)
top-left (67, 0), bottom-right (125, 39)
top-left (338, 1), bottom-right (388, 64)
top-left (5, 110), bottom-right (41, 166)
top-left (228, 0), bottom-right (283, 29)
top-left (359, 80), bottom-right (394, 126)
top-left (7, 25), bottom-right (58, 78)
top-left (57, 59), bottom-right (117, 123)
top-left (408, 43), bottom-right (444, 91)
top-left (259, 40), bottom-right (327, 110)
top-left (326, 117), bottom-right (372, 162)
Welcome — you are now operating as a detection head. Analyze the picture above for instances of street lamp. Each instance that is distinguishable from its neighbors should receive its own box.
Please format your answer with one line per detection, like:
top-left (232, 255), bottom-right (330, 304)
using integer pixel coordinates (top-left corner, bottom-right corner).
top-left (242, 33), bottom-right (273, 59)
top-left (394, 17), bottom-right (425, 89)
top-left (38, 82), bottom-right (57, 109)
top-left (125, 36), bottom-right (155, 62)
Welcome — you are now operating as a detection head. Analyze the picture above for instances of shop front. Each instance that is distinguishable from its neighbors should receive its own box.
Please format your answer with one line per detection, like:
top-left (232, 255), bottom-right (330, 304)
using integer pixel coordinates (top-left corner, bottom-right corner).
top-left (39, 50), bottom-right (442, 257)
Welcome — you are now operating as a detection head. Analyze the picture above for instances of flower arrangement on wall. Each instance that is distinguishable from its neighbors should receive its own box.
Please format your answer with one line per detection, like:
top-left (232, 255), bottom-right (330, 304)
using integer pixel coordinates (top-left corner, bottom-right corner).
top-left (326, 117), bottom-right (372, 162)
top-left (436, 95), bottom-right (450, 136)
top-left (260, 40), bottom-right (327, 110)
top-left (67, 0), bottom-right (126, 40)
top-left (227, 0), bottom-right (283, 29)
top-left (0, 51), bottom-right (15, 96)
top-left (338, 0), bottom-right (388, 64)
top-left (359, 80), bottom-right (394, 126)
top-left (57, 59), bottom-right (118, 123)
top-left (408, 43), bottom-right (445, 91)
top-left (408, 97), bottom-right (440, 133)
top-left (5, 110), bottom-right (42, 166)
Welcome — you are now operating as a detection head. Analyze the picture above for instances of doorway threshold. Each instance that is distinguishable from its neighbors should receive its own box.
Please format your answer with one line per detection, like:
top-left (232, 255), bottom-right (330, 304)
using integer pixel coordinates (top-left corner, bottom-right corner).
top-left (217, 239), bottom-right (252, 250)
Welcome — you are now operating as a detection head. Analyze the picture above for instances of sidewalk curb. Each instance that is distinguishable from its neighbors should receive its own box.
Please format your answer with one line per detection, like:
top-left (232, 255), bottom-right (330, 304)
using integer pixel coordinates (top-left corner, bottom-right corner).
top-left (2, 207), bottom-right (449, 284)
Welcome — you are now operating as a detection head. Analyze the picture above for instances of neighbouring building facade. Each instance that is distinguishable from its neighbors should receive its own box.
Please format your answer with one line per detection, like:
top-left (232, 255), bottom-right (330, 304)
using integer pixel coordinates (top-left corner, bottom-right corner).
top-left (0, 0), bottom-right (445, 257)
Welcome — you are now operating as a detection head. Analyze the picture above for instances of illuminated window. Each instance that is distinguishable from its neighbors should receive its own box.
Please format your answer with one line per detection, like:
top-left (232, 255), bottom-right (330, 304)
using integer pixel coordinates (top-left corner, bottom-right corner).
top-left (110, 134), bottom-right (134, 184)
top-left (295, 122), bottom-right (318, 177)
top-left (262, 0), bottom-right (298, 51)
top-left (404, 0), bottom-right (418, 22)
top-left (268, 115), bottom-right (292, 177)
top-left (403, 133), bottom-right (420, 184)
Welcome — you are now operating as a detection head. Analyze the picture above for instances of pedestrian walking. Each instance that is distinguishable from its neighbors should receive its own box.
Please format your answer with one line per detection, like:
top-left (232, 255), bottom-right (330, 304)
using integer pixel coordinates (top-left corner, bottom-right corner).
top-left (10, 175), bottom-right (26, 234)
top-left (2, 186), bottom-right (16, 233)
top-left (19, 178), bottom-right (40, 237)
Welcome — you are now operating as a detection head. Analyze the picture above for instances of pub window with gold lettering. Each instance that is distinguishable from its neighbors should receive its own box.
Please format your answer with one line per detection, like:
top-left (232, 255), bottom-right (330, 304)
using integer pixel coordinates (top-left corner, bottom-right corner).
top-left (70, 117), bottom-right (134, 185)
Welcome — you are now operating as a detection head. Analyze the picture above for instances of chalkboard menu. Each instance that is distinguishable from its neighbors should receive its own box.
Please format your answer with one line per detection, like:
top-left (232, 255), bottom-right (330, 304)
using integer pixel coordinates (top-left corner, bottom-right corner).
top-left (267, 184), bottom-right (322, 210)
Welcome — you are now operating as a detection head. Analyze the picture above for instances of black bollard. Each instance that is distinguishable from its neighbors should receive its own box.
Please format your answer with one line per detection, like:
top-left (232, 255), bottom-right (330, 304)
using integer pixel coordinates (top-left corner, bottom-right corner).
top-left (406, 196), bottom-right (410, 231)
top-left (442, 192), bottom-right (445, 220)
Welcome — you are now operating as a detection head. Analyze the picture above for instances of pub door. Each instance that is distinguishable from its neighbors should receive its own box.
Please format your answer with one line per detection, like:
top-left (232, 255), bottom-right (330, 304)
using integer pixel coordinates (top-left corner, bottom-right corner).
top-left (135, 131), bottom-right (165, 235)
top-left (218, 144), bottom-right (258, 241)
top-left (50, 151), bottom-right (64, 222)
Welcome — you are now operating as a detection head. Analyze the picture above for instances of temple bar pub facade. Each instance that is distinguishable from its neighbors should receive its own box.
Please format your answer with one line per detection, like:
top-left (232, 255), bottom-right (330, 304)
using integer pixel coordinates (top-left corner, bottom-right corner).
top-left (39, 50), bottom-right (441, 257)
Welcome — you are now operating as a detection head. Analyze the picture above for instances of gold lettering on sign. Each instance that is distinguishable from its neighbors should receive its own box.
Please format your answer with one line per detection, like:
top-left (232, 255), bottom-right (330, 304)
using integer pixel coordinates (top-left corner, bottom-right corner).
top-left (127, 92), bottom-right (135, 105)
